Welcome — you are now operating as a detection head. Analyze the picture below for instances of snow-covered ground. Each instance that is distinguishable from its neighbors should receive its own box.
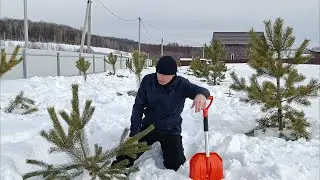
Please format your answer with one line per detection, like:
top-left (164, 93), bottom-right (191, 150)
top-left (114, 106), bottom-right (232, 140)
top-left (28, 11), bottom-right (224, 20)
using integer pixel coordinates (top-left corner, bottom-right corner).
top-left (0, 64), bottom-right (319, 180)
top-left (0, 40), bottom-right (132, 57)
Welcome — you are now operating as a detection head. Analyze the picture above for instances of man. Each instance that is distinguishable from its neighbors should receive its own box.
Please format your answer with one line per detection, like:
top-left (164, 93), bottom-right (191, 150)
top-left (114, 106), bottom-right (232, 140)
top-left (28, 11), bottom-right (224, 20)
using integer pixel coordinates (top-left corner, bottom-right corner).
top-left (113, 55), bottom-right (210, 171)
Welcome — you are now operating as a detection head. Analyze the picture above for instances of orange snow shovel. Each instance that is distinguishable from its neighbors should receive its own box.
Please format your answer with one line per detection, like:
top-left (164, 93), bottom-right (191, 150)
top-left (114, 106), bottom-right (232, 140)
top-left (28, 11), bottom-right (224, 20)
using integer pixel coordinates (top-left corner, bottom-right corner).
top-left (189, 96), bottom-right (224, 180)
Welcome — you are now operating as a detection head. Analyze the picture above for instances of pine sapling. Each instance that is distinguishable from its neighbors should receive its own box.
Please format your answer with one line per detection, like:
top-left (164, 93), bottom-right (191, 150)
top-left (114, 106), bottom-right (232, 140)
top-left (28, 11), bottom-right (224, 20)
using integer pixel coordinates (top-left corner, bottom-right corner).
top-left (189, 57), bottom-right (210, 79)
top-left (230, 17), bottom-right (320, 140)
top-left (127, 50), bottom-right (147, 87)
top-left (105, 52), bottom-right (117, 75)
top-left (0, 45), bottom-right (23, 77)
top-left (76, 56), bottom-right (90, 81)
top-left (204, 39), bottom-right (228, 85)
top-left (151, 56), bottom-right (158, 67)
top-left (23, 84), bottom-right (155, 179)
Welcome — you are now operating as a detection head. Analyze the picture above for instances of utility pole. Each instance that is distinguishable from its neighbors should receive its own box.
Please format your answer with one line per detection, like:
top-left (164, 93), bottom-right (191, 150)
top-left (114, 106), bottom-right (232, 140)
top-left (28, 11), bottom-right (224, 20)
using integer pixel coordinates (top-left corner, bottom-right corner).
top-left (0, 0), bottom-right (2, 18)
top-left (161, 38), bottom-right (163, 56)
top-left (202, 48), bottom-right (204, 59)
top-left (138, 17), bottom-right (141, 53)
top-left (87, 0), bottom-right (92, 53)
top-left (80, 0), bottom-right (91, 55)
top-left (24, 0), bottom-right (28, 48)
top-left (23, 0), bottom-right (28, 78)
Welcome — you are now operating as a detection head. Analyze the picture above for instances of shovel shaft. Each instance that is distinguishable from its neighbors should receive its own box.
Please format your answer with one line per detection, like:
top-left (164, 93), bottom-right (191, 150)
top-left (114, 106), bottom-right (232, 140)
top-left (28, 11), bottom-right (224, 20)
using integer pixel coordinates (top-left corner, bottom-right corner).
top-left (203, 97), bottom-right (212, 159)
top-left (204, 116), bottom-right (209, 157)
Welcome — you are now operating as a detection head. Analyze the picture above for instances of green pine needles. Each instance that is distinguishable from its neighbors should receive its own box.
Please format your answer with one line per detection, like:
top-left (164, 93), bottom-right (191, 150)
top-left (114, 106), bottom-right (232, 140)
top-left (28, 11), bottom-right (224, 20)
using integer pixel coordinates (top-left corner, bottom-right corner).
top-left (230, 17), bottom-right (320, 140)
top-left (23, 84), bottom-right (155, 180)
top-left (76, 56), bottom-right (91, 81)
top-left (204, 39), bottom-right (228, 85)
top-left (151, 56), bottom-right (158, 67)
top-left (189, 39), bottom-right (228, 85)
top-left (4, 91), bottom-right (38, 115)
top-left (105, 52), bottom-right (117, 75)
top-left (189, 57), bottom-right (210, 79)
top-left (127, 50), bottom-right (147, 86)
top-left (0, 45), bottom-right (23, 77)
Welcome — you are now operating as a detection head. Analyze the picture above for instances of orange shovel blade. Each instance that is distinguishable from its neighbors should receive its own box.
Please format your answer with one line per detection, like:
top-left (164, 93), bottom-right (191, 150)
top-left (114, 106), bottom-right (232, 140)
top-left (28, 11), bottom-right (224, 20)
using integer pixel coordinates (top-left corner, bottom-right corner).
top-left (189, 152), bottom-right (224, 180)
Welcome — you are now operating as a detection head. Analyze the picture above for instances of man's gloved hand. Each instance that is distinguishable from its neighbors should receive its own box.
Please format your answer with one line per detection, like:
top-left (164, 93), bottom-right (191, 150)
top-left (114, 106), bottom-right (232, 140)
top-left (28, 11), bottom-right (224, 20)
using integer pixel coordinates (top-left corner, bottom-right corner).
top-left (191, 94), bottom-right (207, 113)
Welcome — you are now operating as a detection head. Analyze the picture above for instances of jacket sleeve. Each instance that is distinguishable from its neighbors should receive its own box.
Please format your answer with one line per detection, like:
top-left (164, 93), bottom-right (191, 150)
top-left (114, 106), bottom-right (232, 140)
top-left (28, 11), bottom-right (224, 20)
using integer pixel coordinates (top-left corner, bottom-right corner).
top-left (129, 76), bottom-right (148, 137)
top-left (182, 78), bottom-right (210, 100)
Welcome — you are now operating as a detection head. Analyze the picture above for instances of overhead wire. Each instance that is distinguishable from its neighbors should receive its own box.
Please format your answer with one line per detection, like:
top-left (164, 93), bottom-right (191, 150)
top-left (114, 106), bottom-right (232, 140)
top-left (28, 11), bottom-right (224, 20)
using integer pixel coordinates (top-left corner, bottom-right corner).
top-left (140, 19), bottom-right (152, 39)
top-left (94, 0), bottom-right (138, 22)
top-left (93, 0), bottom-right (203, 46)
top-left (141, 20), bottom-right (204, 46)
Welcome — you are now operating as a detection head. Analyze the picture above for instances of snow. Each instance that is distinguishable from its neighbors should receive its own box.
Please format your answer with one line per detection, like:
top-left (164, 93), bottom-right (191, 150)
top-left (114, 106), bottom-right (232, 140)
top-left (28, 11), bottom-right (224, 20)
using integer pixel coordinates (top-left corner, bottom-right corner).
top-left (1, 40), bottom-right (132, 57)
top-left (0, 63), bottom-right (319, 180)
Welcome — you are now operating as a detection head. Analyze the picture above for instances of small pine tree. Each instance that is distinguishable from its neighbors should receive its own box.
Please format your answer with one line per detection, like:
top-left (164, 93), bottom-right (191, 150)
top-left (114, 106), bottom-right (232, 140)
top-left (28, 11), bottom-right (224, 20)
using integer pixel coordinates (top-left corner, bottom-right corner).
top-left (204, 39), bottom-right (228, 85)
top-left (230, 17), bottom-right (320, 140)
top-left (23, 84), bottom-right (155, 179)
top-left (127, 50), bottom-right (147, 87)
top-left (189, 56), bottom-right (210, 79)
top-left (105, 52), bottom-right (117, 75)
top-left (0, 45), bottom-right (23, 77)
top-left (76, 56), bottom-right (90, 81)
top-left (151, 56), bottom-right (158, 67)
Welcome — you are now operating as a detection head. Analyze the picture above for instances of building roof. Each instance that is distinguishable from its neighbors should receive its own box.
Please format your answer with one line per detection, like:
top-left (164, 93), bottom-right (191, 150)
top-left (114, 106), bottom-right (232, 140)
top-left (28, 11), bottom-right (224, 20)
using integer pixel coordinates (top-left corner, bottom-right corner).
top-left (212, 31), bottom-right (264, 45)
top-left (310, 47), bottom-right (320, 53)
top-left (179, 58), bottom-right (210, 61)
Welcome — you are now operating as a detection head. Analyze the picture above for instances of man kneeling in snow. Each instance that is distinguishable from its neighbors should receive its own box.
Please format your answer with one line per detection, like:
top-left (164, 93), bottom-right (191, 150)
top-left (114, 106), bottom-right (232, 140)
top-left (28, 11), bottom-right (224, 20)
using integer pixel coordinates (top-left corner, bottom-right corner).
top-left (112, 55), bottom-right (210, 171)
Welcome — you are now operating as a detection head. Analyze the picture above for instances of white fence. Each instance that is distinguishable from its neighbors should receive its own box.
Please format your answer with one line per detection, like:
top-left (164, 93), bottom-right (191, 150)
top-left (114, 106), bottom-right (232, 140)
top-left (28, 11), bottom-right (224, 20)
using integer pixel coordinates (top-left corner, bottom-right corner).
top-left (1, 47), bottom-right (152, 80)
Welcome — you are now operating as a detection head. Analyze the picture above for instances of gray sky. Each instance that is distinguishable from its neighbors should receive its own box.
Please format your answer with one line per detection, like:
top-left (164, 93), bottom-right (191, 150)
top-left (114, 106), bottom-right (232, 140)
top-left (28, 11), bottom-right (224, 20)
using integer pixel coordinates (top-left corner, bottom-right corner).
top-left (1, 0), bottom-right (319, 48)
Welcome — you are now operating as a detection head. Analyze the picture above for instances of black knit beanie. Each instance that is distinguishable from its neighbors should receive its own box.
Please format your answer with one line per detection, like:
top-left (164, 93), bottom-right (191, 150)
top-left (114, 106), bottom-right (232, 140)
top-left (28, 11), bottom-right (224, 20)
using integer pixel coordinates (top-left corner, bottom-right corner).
top-left (156, 56), bottom-right (177, 75)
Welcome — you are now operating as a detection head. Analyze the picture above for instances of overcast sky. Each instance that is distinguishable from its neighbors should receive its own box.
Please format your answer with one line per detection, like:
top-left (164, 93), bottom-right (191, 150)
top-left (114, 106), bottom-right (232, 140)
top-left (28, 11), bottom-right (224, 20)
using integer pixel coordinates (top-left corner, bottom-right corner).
top-left (1, 0), bottom-right (319, 48)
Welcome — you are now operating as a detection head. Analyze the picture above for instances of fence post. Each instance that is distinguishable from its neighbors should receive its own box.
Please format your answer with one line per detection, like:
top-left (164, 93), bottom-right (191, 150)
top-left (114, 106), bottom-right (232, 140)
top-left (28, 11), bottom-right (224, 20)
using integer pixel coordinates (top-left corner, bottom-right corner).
top-left (104, 55), bottom-right (106, 72)
top-left (93, 54), bottom-right (95, 73)
top-left (57, 52), bottom-right (60, 76)
top-left (120, 53), bottom-right (122, 69)
top-left (23, 48), bottom-right (27, 78)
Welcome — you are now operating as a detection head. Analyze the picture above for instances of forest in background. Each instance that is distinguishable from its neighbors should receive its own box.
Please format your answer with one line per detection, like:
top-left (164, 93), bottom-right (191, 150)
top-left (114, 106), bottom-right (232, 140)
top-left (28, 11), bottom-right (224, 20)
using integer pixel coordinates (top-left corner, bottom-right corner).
top-left (0, 18), bottom-right (203, 60)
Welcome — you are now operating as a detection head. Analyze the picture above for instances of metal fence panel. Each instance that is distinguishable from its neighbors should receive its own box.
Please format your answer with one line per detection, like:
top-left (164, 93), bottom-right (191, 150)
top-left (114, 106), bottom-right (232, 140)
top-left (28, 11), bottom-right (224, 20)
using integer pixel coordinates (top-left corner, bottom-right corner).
top-left (1, 47), bottom-right (152, 80)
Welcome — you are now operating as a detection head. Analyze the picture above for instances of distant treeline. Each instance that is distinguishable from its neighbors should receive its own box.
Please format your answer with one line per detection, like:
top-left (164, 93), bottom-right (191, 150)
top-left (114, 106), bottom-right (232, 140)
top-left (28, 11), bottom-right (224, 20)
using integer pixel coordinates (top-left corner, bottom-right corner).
top-left (0, 18), bottom-right (203, 60)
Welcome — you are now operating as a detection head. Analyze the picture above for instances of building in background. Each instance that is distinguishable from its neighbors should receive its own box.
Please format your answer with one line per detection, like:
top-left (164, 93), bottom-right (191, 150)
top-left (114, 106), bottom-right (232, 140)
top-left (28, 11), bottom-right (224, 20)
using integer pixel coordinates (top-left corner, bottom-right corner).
top-left (179, 31), bottom-right (264, 66)
top-left (307, 47), bottom-right (320, 64)
top-left (212, 31), bottom-right (265, 62)
top-left (179, 31), bottom-right (319, 66)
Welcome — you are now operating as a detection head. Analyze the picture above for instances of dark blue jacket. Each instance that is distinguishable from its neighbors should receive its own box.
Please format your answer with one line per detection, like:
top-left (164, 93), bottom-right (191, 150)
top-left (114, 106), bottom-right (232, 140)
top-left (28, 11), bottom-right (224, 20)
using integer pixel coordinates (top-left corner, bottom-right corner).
top-left (129, 73), bottom-right (210, 137)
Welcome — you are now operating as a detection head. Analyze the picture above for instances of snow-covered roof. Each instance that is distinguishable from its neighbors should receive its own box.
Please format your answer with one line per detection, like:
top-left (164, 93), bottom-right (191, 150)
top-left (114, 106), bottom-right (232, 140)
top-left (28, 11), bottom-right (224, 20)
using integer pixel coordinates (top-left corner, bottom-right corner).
top-left (180, 58), bottom-right (210, 61)
top-left (310, 47), bottom-right (320, 53)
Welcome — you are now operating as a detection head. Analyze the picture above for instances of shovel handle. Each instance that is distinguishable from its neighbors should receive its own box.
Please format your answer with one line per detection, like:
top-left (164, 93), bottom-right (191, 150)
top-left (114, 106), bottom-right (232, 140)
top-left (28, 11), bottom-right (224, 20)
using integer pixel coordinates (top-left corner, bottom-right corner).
top-left (203, 96), bottom-right (213, 158)
top-left (203, 96), bottom-right (213, 118)
top-left (203, 96), bottom-right (213, 132)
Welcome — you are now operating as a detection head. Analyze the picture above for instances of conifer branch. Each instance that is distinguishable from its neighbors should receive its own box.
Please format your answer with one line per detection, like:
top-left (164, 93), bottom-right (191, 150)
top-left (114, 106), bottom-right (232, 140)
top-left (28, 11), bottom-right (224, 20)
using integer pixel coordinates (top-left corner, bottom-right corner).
top-left (4, 91), bottom-right (38, 115)
top-left (189, 57), bottom-right (210, 79)
top-left (282, 78), bottom-right (320, 104)
top-left (0, 45), bottom-right (23, 77)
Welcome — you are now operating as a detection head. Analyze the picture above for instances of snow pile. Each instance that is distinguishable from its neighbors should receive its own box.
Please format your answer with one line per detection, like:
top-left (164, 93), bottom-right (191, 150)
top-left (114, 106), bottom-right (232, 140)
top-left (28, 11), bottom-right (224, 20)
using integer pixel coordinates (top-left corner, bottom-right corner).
top-left (0, 64), bottom-right (319, 180)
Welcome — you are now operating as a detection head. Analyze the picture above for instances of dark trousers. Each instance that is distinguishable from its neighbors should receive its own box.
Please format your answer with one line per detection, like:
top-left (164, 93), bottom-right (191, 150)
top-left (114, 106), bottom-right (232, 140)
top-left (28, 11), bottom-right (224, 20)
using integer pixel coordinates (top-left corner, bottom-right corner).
top-left (112, 129), bottom-right (186, 171)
